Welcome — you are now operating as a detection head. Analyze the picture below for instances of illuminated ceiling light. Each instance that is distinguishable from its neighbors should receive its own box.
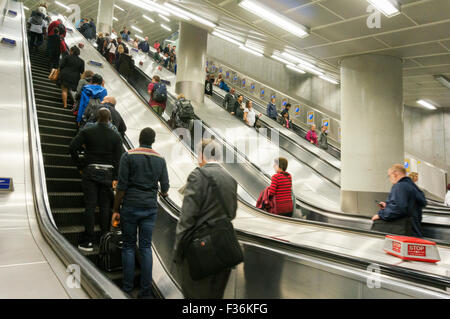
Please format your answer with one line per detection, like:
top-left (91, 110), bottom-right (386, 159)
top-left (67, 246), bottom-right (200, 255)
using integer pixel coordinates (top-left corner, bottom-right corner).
top-left (23, 6), bottom-right (29, 11)
top-left (245, 40), bottom-right (264, 54)
top-left (160, 24), bottom-right (172, 32)
top-left (286, 64), bottom-right (306, 74)
top-left (239, 46), bottom-right (263, 57)
top-left (212, 31), bottom-right (243, 46)
top-left (114, 4), bottom-right (125, 12)
top-left (417, 100), bottom-right (437, 110)
top-left (271, 54), bottom-right (295, 66)
top-left (135, 34), bottom-right (144, 41)
top-left (239, 0), bottom-right (309, 38)
top-left (434, 75), bottom-right (450, 89)
top-left (158, 14), bottom-right (170, 22)
top-left (297, 63), bottom-right (324, 76)
top-left (132, 26), bottom-right (143, 33)
top-left (164, 3), bottom-right (216, 28)
top-left (282, 52), bottom-right (316, 69)
top-left (55, 1), bottom-right (72, 12)
top-left (113, 17), bottom-right (118, 22)
top-left (143, 15), bottom-right (155, 23)
top-left (319, 75), bottom-right (339, 85)
top-left (367, 0), bottom-right (400, 18)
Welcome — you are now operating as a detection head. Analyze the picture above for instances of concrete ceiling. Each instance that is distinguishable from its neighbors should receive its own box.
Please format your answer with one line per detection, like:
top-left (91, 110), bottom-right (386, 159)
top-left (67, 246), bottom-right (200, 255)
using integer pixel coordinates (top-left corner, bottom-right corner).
top-left (24, 0), bottom-right (450, 108)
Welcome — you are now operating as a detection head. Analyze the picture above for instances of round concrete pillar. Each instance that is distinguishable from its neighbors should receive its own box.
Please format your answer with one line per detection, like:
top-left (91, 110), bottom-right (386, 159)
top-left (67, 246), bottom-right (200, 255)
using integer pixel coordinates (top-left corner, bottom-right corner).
top-left (97, 0), bottom-right (114, 34)
top-left (175, 22), bottom-right (208, 105)
top-left (340, 54), bottom-right (404, 216)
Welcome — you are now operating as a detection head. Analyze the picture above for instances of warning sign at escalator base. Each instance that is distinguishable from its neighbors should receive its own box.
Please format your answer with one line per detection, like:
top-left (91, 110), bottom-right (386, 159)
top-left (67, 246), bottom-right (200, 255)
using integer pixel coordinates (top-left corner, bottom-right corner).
top-left (384, 235), bottom-right (440, 263)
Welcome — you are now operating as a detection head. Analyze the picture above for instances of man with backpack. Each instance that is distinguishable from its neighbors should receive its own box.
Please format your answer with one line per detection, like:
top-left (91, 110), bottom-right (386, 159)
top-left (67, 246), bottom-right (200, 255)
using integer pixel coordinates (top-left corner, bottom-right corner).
top-left (172, 94), bottom-right (194, 131)
top-left (147, 75), bottom-right (167, 116)
top-left (77, 74), bottom-right (108, 126)
top-left (28, 7), bottom-right (47, 52)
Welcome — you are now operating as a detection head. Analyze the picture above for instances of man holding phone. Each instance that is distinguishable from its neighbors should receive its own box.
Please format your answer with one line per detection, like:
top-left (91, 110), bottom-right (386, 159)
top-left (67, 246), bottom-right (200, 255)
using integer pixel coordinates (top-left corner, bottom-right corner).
top-left (371, 164), bottom-right (426, 237)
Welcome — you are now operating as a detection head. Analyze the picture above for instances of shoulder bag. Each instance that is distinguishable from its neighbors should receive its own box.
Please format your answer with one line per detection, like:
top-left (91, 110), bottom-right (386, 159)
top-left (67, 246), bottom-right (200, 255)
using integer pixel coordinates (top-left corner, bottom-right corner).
top-left (184, 168), bottom-right (243, 281)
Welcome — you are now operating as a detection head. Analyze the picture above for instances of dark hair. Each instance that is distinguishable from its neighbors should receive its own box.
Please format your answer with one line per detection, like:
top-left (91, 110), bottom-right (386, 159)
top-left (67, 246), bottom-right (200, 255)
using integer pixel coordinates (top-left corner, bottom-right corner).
top-left (70, 46), bottom-right (80, 56)
top-left (92, 74), bottom-right (103, 85)
top-left (275, 157), bottom-right (288, 171)
top-left (246, 100), bottom-right (252, 108)
top-left (286, 103), bottom-right (291, 108)
top-left (139, 127), bottom-right (156, 146)
top-left (153, 75), bottom-right (160, 82)
top-left (237, 94), bottom-right (243, 99)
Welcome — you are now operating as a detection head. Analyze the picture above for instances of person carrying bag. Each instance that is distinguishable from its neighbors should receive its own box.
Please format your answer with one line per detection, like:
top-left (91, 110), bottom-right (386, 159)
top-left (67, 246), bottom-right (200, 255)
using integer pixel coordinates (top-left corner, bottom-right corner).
top-left (181, 168), bottom-right (243, 281)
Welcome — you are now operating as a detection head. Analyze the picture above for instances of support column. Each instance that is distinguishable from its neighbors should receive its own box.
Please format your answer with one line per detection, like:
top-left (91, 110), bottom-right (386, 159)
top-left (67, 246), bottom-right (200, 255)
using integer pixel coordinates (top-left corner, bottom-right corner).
top-left (340, 54), bottom-right (404, 216)
top-left (175, 22), bottom-right (208, 105)
top-left (96, 0), bottom-right (114, 34)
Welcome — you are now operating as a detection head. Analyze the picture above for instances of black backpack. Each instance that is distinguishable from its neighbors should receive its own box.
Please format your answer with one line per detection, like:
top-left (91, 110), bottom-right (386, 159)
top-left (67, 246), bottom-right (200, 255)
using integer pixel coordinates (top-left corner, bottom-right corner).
top-left (152, 82), bottom-right (167, 103)
top-left (177, 99), bottom-right (194, 121)
top-left (57, 23), bottom-right (66, 36)
top-left (30, 11), bottom-right (44, 26)
top-left (98, 229), bottom-right (123, 272)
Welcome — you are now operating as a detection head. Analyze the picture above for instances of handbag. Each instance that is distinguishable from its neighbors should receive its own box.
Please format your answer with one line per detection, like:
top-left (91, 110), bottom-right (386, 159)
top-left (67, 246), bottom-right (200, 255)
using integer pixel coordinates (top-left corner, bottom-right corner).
top-left (184, 168), bottom-right (243, 281)
top-left (371, 216), bottom-right (413, 236)
top-left (48, 69), bottom-right (59, 83)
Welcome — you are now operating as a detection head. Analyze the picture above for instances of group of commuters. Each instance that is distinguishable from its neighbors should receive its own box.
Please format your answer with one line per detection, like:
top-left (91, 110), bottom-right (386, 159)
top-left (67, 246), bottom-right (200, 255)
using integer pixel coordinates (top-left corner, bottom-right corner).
top-left (77, 18), bottom-right (96, 40)
top-left (153, 42), bottom-right (177, 73)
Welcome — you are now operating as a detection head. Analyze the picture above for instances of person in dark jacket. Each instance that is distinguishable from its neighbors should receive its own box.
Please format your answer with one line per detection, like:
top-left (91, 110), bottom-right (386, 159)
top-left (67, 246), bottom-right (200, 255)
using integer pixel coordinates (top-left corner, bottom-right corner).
top-left (232, 95), bottom-right (245, 120)
top-left (372, 164), bottom-right (427, 237)
top-left (318, 125), bottom-right (328, 150)
top-left (70, 108), bottom-right (124, 252)
top-left (58, 46), bottom-right (85, 108)
top-left (204, 74), bottom-right (213, 96)
top-left (112, 127), bottom-right (169, 299)
top-left (267, 97), bottom-right (277, 121)
top-left (101, 97), bottom-right (127, 138)
top-left (174, 139), bottom-right (238, 299)
top-left (89, 19), bottom-right (96, 40)
top-left (223, 88), bottom-right (236, 113)
top-left (138, 37), bottom-right (150, 53)
top-left (47, 19), bottom-right (63, 71)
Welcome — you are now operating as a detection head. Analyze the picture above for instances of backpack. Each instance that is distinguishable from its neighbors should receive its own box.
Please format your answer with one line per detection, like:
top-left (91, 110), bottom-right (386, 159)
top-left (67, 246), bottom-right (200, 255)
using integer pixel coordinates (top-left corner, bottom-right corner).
top-left (58, 23), bottom-right (66, 37)
top-left (30, 11), bottom-right (44, 26)
top-left (152, 82), bottom-right (167, 103)
top-left (81, 97), bottom-right (103, 125)
top-left (177, 99), bottom-right (194, 121)
top-left (98, 229), bottom-right (123, 272)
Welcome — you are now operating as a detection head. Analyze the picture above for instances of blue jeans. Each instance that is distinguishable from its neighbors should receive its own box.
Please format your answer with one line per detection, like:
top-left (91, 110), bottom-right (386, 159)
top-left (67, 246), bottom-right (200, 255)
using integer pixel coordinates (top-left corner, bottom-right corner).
top-left (121, 206), bottom-right (157, 297)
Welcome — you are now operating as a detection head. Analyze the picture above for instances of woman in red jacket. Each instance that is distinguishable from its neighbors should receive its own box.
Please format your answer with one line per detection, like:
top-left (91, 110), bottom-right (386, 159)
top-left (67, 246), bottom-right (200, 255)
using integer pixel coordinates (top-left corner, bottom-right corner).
top-left (268, 157), bottom-right (293, 217)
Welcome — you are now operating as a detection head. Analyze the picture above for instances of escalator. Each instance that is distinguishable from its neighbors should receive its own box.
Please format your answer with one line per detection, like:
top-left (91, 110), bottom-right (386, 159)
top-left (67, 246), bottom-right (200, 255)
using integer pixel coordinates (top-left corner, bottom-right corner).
top-left (29, 48), bottom-right (138, 291)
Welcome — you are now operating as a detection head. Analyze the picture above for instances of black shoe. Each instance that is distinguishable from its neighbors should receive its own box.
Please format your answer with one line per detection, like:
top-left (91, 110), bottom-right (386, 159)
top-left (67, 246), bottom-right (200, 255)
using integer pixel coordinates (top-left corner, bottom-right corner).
top-left (78, 241), bottom-right (94, 252)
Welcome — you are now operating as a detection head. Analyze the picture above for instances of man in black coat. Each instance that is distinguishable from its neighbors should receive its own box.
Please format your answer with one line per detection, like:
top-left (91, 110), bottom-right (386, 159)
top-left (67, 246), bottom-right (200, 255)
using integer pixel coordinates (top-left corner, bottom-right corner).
top-left (101, 96), bottom-right (127, 139)
top-left (174, 139), bottom-right (238, 298)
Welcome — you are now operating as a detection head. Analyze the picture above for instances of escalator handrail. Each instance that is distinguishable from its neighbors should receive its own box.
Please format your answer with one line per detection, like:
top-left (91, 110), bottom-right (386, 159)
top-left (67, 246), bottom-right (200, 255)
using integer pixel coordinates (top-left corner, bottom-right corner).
top-left (22, 7), bottom-right (127, 299)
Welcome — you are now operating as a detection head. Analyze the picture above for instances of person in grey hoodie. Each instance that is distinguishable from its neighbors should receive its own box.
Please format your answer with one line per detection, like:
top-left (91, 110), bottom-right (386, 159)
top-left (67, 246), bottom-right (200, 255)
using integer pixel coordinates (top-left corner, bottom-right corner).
top-left (267, 97), bottom-right (277, 121)
top-left (318, 125), bottom-right (328, 150)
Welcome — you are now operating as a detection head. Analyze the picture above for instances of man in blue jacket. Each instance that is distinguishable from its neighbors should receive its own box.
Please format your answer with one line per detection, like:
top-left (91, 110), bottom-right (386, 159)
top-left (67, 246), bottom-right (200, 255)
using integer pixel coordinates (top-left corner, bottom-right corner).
top-left (372, 164), bottom-right (427, 237)
top-left (77, 74), bottom-right (108, 124)
top-left (267, 97), bottom-right (277, 121)
top-left (138, 37), bottom-right (150, 53)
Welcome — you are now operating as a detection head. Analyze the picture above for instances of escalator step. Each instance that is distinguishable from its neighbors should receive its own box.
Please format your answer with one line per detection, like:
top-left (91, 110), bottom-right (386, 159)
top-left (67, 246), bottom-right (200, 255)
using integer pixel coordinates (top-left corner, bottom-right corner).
top-left (34, 83), bottom-right (61, 93)
top-left (37, 104), bottom-right (73, 116)
top-left (34, 90), bottom-right (62, 101)
top-left (45, 165), bottom-right (80, 179)
top-left (38, 117), bottom-right (77, 129)
top-left (46, 178), bottom-right (82, 193)
top-left (40, 133), bottom-right (72, 145)
top-left (41, 143), bottom-right (70, 154)
top-left (39, 125), bottom-right (77, 136)
top-left (51, 207), bottom-right (100, 227)
top-left (48, 192), bottom-right (84, 209)
top-left (59, 224), bottom-right (101, 246)
top-left (36, 98), bottom-right (67, 109)
top-left (43, 153), bottom-right (75, 166)
top-left (37, 110), bottom-right (75, 122)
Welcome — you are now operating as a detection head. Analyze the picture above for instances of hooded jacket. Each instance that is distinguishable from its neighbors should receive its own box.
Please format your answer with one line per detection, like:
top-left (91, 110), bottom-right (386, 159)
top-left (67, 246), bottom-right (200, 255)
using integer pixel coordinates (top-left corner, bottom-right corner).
top-left (77, 84), bottom-right (108, 123)
top-left (267, 102), bottom-right (277, 119)
top-left (378, 177), bottom-right (427, 237)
